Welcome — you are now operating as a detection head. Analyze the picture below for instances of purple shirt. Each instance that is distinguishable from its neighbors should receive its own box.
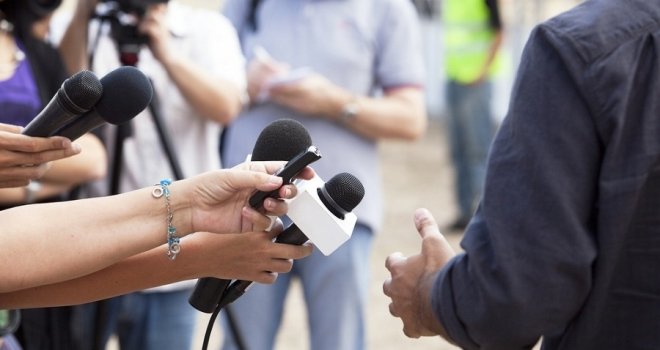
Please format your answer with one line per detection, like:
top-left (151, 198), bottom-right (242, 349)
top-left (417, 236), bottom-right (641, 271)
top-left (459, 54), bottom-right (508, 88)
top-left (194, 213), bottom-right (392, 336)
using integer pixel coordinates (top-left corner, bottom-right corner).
top-left (0, 50), bottom-right (41, 127)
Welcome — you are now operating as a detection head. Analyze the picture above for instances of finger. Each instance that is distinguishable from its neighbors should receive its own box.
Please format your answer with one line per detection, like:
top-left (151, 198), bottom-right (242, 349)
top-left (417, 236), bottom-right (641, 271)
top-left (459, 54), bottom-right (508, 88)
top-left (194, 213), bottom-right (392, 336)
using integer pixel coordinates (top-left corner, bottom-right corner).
top-left (388, 302), bottom-right (398, 317)
top-left (296, 166), bottom-right (316, 180)
top-left (415, 208), bottom-right (456, 267)
top-left (385, 252), bottom-right (406, 271)
top-left (241, 206), bottom-right (273, 232)
top-left (0, 133), bottom-right (72, 153)
top-left (382, 277), bottom-right (392, 297)
top-left (275, 241), bottom-right (314, 260)
top-left (222, 169), bottom-right (283, 192)
top-left (0, 179), bottom-right (30, 188)
top-left (0, 163), bottom-right (49, 182)
top-left (277, 184), bottom-right (295, 200)
top-left (263, 197), bottom-right (288, 217)
top-left (403, 326), bottom-right (421, 339)
top-left (254, 271), bottom-right (279, 284)
top-left (235, 161), bottom-right (286, 175)
top-left (0, 124), bottom-right (21, 133)
top-left (414, 208), bottom-right (441, 239)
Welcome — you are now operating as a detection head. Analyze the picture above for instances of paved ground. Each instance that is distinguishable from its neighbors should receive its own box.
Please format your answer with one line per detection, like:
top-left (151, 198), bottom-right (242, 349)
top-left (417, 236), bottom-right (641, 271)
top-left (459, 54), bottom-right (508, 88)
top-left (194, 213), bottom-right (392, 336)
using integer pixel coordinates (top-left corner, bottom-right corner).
top-left (188, 119), bottom-right (465, 350)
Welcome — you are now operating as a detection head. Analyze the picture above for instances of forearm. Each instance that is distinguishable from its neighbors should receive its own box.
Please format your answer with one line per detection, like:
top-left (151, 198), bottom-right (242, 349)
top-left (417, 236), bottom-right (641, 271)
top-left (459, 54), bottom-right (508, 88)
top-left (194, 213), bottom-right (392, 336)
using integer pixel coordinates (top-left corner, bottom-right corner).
top-left (40, 134), bottom-right (107, 185)
top-left (0, 183), bottom-right (192, 292)
top-left (322, 86), bottom-right (427, 141)
top-left (0, 244), bottom-right (187, 308)
top-left (161, 55), bottom-right (243, 125)
top-left (59, 10), bottom-right (92, 74)
top-left (0, 182), bottom-right (71, 205)
top-left (0, 230), bottom-right (310, 308)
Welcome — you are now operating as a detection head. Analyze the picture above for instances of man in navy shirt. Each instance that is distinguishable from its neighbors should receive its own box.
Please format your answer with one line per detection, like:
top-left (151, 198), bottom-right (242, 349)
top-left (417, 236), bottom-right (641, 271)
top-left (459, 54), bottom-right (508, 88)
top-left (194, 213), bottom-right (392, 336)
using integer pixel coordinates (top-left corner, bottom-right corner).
top-left (384, 0), bottom-right (660, 349)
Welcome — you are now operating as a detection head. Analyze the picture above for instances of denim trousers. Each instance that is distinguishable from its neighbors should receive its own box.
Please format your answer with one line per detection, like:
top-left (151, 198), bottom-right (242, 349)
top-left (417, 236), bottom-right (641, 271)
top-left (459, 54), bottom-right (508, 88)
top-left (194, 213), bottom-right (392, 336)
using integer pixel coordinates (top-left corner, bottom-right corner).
top-left (446, 79), bottom-right (495, 220)
top-left (71, 289), bottom-right (196, 350)
top-left (220, 224), bottom-right (373, 350)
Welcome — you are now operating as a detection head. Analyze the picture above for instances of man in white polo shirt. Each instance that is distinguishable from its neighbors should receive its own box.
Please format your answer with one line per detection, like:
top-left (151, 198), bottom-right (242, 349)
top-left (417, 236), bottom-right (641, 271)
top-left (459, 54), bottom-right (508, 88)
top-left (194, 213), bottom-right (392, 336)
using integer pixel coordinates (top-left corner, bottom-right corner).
top-left (58, 1), bottom-right (247, 349)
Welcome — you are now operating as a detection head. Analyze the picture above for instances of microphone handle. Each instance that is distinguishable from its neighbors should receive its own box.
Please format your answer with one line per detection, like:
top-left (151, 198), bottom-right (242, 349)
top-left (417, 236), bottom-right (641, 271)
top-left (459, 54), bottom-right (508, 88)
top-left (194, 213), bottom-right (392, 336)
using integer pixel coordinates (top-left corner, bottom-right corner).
top-left (248, 146), bottom-right (321, 209)
top-left (53, 110), bottom-right (104, 141)
top-left (23, 95), bottom-right (80, 137)
top-left (215, 224), bottom-right (309, 309)
top-left (275, 223), bottom-right (309, 245)
top-left (188, 278), bottom-right (232, 313)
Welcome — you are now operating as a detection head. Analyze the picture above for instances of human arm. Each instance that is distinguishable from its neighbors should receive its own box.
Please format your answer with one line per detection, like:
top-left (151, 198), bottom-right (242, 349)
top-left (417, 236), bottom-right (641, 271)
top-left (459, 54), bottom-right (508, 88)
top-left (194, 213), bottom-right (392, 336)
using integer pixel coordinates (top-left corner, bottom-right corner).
top-left (139, 4), bottom-right (244, 124)
top-left (0, 161), bottom-right (312, 293)
top-left (425, 26), bottom-right (601, 349)
top-left (57, 0), bottom-right (97, 74)
top-left (469, 29), bottom-right (503, 86)
top-left (383, 208), bottom-right (455, 340)
top-left (0, 123), bottom-right (81, 188)
top-left (469, 0), bottom-right (504, 85)
top-left (0, 228), bottom-right (312, 309)
top-left (266, 76), bottom-right (426, 141)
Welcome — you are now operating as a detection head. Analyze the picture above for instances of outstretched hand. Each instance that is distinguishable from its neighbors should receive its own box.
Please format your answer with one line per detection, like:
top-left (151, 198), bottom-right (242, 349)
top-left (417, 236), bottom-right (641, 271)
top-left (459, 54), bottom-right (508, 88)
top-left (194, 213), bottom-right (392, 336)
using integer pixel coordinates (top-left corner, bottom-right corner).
top-left (0, 123), bottom-right (81, 188)
top-left (178, 161), bottom-right (314, 235)
top-left (383, 208), bottom-right (456, 339)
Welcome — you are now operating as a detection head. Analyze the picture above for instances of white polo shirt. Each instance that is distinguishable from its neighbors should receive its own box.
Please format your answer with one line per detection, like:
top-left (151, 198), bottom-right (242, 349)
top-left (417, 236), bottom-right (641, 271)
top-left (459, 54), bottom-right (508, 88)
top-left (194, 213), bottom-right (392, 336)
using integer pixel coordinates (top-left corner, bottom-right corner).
top-left (87, 2), bottom-right (246, 292)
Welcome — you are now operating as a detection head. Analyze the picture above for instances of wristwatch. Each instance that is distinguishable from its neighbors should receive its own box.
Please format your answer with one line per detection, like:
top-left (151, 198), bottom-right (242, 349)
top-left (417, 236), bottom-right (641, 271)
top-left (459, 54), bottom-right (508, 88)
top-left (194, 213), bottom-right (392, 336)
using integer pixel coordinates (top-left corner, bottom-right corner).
top-left (340, 98), bottom-right (360, 124)
top-left (24, 180), bottom-right (41, 204)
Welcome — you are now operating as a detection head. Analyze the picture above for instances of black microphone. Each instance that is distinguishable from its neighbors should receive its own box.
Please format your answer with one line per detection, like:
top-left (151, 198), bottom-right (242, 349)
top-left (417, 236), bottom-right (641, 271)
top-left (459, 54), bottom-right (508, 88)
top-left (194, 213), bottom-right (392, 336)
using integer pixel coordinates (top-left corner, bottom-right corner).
top-left (215, 172), bottom-right (365, 310)
top-left (22, 70), bottom-right (103, 137)
top-left (189, 118), bottom-right (319, 313)
top-left (53, 66), bottom-right (153, 141)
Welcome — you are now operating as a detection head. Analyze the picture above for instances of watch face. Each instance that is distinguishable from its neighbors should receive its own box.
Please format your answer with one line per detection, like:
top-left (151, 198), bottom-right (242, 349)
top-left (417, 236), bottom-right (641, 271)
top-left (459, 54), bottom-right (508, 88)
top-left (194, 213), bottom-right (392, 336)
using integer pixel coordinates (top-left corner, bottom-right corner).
top-left (0, 309), bottom-right (20, 337)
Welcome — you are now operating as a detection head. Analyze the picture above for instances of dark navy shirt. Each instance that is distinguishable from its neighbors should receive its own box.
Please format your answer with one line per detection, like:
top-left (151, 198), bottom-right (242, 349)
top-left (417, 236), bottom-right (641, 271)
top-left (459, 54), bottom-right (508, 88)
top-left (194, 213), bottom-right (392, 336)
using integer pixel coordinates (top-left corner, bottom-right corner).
top-left (433, 0), bottom-right (660, 349)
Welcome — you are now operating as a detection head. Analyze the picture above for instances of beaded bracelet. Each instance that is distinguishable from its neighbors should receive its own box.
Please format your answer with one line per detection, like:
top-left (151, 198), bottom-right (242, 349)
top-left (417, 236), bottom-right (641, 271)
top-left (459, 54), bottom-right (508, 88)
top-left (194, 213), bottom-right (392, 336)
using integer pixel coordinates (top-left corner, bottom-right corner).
top-left (152, 178), bottom-right (180, 260)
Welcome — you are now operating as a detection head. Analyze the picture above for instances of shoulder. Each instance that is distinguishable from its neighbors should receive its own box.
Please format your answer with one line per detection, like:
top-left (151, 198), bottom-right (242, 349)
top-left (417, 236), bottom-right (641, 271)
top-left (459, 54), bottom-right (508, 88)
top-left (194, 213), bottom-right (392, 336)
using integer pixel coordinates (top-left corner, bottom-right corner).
top-left (540, 0), bottom-right (660, 63)
top-left (168, 2), bottom-right (236, 35)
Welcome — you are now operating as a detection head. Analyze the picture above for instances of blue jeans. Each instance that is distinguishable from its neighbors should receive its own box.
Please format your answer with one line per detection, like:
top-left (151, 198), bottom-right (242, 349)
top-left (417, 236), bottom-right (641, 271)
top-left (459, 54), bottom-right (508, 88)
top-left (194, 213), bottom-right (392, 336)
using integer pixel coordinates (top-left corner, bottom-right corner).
top-left (72, 289), bottom-right (196, 350)
top-left (220, 224), bottom-right (373, 350)
top-left (446, 80), bottom-right (495, 220)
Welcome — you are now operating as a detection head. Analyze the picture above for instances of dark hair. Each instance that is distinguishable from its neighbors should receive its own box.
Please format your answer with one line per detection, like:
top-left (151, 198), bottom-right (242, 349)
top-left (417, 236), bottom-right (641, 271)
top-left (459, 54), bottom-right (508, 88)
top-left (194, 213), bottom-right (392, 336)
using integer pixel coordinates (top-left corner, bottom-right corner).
top-left (0, 0), bottom-right (62, 39)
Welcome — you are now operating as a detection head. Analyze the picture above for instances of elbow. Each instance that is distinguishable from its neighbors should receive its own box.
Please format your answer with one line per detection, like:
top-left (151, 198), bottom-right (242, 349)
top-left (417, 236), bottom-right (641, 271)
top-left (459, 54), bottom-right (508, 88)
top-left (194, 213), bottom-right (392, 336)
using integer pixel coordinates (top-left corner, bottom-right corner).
top-left (205, 96), bottom-right (243, 126)
top-left (87, 158), bottom-right (108, 181)
top-left (399, 111), bottom-right (428, 141)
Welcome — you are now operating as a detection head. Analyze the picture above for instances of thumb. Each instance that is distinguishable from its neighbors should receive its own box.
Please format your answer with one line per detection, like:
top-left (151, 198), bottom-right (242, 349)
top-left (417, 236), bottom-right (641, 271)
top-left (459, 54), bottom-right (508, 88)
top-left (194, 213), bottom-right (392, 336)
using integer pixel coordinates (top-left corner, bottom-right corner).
top-left (414, 208), bottom-right (441, 239)
top-left (414, 208), bottom-right (456, 268)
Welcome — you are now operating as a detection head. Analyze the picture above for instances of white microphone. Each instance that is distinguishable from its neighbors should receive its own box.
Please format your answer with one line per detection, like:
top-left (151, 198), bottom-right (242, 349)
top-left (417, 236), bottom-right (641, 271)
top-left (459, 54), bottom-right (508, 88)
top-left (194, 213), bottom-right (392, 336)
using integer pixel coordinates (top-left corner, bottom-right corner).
top-left (214, 172), bottom-right (365, 310)
top-left (283, 173), bottom-right (363, 255)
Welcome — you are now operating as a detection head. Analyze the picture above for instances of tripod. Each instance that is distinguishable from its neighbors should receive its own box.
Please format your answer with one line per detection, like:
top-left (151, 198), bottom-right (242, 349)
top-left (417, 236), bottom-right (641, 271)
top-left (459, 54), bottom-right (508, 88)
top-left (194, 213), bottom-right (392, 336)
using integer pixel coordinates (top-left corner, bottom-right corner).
top-left (88, 20), bottom-right (185, 350)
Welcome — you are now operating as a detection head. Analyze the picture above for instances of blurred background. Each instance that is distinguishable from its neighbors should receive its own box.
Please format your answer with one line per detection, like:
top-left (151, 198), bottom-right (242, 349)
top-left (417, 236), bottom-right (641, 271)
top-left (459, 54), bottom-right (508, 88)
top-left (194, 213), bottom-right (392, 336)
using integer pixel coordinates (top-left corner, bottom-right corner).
top-left (49, 1), bottom-right (582, 349)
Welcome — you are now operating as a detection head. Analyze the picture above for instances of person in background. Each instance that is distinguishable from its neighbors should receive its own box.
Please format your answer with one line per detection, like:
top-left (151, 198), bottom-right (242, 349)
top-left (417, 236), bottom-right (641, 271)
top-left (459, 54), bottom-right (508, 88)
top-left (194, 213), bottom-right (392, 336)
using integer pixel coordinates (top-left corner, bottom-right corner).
top-left (0, 1), bottom-right (107, 349)
top-left (384, 0), bottom-right (660, 349)
top-left (219, 0), bottom-right (427, 349)
top-left (58, 0), bottom-right (247, 349)
top-left (442, 0), bottom-right (503, 231)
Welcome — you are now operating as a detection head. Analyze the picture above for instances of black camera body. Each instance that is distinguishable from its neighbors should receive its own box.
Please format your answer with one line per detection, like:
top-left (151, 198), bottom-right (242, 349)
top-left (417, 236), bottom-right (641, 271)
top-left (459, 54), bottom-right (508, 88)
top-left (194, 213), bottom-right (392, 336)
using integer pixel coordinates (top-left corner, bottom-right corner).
top-left (96, 0), bottom-right (168, 65)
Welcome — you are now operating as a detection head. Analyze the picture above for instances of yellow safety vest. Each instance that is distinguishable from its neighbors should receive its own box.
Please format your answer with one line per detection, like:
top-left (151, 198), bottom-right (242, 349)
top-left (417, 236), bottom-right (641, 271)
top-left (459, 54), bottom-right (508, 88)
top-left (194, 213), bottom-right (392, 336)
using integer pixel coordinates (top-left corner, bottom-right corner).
top-left (442, 0), bottom-right (501, 83)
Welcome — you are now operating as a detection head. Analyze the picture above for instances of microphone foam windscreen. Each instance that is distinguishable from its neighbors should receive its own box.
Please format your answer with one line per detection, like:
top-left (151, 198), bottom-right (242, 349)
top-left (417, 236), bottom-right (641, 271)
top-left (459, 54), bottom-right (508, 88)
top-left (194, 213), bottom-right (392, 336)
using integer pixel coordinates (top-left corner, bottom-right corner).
top-left (325, 172), bottom-right (365, 212)
top-left (61, 70), bottom-right (103, 113)
top-left (251, 119), bottom-right (312, 161)
top-left (95, 66), bottom-right (154, 125)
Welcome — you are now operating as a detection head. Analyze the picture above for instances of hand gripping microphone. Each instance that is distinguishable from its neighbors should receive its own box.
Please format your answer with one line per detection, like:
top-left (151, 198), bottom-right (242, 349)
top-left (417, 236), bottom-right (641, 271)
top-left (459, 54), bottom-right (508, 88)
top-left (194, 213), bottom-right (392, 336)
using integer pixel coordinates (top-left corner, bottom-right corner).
top-left (214, 172), bottom-right (365, 309)
top-left (22, 70), bottom-right (103, 137)
top-left (53, 66), bottom-right (154, 141)
top-left (188, 118), bottom-right (321, 313)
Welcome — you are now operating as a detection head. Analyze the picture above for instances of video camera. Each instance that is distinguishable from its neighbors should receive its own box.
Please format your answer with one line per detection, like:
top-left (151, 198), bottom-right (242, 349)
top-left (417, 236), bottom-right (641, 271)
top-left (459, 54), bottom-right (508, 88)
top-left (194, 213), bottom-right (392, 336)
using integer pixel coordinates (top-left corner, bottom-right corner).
top-left (94, 0), bottom-right (168, 65)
